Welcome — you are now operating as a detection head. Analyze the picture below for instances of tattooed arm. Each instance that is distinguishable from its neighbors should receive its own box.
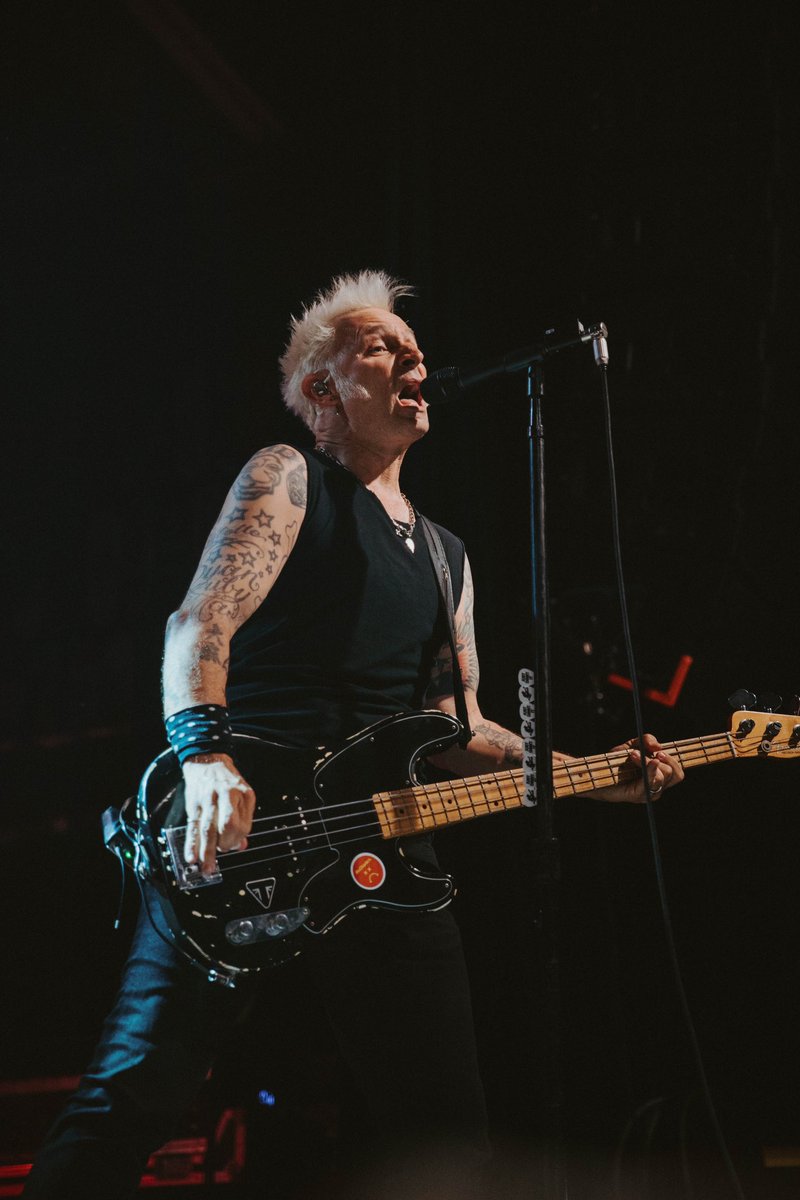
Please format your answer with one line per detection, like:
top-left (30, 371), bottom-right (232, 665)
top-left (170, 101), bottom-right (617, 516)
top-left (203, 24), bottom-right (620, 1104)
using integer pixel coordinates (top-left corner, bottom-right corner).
top-left (162, 444), bottom-right (307, 873)
top-left (423, 556), bottom-right (536, 775)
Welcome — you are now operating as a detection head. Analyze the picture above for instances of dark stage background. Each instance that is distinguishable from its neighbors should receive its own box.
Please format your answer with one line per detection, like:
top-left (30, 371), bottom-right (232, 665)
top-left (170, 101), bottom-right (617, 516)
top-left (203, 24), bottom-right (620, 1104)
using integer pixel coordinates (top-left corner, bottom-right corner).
top-left (3, 2), bottom-right (798, 1196)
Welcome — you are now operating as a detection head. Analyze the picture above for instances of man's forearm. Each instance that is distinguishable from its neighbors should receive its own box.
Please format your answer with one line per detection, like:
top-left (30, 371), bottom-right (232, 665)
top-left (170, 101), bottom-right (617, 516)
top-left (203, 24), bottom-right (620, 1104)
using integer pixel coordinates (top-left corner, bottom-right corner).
top-left (162, 609), bottom-right (232, 716)
top-left (428, 717), bottom-right (575, 778)
top-left (468, 720), bottom-right (524, 768)
top-left (429, 718), bottom-right (522, 776)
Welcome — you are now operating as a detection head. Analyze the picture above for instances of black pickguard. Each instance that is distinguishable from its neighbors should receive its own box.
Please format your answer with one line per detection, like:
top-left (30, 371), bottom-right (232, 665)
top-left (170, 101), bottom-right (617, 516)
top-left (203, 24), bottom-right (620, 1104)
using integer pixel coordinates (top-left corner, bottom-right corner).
top-left (138, 710), bottom-right (462, 982)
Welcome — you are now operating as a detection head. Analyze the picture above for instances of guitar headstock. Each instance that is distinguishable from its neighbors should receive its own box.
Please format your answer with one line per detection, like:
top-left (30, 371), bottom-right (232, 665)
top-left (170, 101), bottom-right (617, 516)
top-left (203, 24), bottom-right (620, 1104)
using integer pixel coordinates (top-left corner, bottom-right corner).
top-left (728, 711), bottom-right (800, 760)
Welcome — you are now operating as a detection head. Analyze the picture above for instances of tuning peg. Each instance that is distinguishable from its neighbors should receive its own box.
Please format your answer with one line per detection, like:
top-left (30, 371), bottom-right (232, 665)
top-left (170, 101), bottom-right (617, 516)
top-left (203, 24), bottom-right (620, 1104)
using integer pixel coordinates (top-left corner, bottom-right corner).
top-left (756, 692), bottom-right (782, 713)
top-left (790, 695), bottom-right (800, 716)
top-left (728, 689), bottom-right (756, 710)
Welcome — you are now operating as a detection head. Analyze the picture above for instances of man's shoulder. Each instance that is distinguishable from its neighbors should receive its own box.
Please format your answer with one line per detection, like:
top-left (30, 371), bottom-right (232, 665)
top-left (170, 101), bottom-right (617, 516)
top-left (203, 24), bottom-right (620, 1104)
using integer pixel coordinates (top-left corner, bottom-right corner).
top-left (242, 443), bottom-right (306, 468)
top-left (237, 444), bottom-right (309, 481)
top-left (230, 444), bottom-right (309, 504)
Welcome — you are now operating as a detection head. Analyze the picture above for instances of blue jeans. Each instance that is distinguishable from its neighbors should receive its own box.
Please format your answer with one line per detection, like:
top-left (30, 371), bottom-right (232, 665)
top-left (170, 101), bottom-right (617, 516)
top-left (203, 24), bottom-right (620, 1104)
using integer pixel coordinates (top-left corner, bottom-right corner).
top-left (24, 891), bottom-right (489, 1198)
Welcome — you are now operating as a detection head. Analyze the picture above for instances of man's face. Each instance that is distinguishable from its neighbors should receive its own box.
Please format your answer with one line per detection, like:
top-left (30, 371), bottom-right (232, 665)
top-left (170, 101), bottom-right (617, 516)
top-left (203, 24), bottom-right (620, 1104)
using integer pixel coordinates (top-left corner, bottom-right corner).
top-left (332, 308), bottom-right (429, 446)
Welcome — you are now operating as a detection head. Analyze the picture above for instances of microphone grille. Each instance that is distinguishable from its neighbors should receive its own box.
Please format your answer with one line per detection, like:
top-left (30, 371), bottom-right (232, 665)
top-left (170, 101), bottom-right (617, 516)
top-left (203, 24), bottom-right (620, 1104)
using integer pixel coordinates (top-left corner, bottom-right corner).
top-left (421, 366), bottom-right (460, 405)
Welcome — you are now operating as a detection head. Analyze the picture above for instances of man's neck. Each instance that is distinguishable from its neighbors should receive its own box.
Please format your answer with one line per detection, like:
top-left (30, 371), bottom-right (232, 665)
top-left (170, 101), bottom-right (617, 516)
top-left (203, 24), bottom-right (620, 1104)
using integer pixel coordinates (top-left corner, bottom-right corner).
top-left (315, 437), bottom-right (406, 496)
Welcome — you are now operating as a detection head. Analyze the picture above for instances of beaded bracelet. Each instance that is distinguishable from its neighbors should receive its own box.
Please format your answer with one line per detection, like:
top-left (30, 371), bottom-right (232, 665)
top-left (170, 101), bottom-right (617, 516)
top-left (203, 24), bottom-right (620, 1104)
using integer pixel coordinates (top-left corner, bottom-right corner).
top-left (165, 704), bottom-right (234, 766)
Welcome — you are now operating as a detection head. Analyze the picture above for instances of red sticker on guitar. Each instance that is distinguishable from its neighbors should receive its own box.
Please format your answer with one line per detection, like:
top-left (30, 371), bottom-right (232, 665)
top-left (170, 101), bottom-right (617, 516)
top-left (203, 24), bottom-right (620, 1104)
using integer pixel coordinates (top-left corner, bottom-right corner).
top-left (350, 852), bottom-right (386, 891)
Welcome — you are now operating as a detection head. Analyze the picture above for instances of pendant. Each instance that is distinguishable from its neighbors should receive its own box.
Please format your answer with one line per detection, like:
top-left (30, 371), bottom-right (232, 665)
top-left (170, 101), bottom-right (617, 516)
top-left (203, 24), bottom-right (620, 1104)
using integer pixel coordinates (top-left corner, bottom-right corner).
top-left (392, 520), bottom-right (415, 551)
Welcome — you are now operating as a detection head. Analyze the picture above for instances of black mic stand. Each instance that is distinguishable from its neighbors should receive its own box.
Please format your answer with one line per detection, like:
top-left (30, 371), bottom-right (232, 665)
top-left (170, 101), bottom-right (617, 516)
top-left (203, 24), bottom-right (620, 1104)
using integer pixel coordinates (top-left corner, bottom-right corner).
top-left (426, 323), bottom-right (608, 1200)
top-left (526, 356), bottom-right (564, 1200)
top-left (522, 325), bottom-right (608, 1199)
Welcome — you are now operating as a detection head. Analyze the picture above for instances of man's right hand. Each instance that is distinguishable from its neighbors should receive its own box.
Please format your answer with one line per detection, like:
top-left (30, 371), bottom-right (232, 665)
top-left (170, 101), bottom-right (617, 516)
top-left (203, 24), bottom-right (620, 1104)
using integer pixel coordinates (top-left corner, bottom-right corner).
top-left (182, 754), bottom-right (256, 877)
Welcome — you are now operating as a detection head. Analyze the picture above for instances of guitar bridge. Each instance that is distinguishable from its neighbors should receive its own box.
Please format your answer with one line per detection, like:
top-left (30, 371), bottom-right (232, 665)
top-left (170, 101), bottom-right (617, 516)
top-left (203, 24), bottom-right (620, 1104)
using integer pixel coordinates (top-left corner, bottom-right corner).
top-left (164, 827), bottom-right (222, 889)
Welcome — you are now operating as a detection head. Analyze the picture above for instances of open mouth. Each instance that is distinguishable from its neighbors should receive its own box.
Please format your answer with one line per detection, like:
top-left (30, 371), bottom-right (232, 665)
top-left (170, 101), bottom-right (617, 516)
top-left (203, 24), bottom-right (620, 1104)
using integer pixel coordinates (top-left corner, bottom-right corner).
top-left (398, 382), bottom-right (424, 406)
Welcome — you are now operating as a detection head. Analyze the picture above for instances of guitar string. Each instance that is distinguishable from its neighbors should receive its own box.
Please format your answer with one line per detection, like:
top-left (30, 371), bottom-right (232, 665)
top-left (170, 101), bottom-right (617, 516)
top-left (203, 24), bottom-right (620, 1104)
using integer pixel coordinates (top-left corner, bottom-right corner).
top-left (216, 823), bottom-right (387, 872)
top-left (171, 732), bottom-right (793, 873)
top-left (237, 733), bottom-right (740, 843)
top-left (199, 728), bottom-right (787, 876)
top-left (179, 744), bottom-right (797, 884)
top-left (233, 731), bottom-right (738, 839)
top-left (172, 732), bottom-right (762, 855)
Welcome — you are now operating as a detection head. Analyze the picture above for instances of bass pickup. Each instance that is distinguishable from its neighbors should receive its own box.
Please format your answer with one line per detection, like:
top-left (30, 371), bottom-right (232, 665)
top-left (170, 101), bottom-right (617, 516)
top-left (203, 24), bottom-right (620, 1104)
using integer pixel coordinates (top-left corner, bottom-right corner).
top-left (226, 908), bottom-right (310, 947)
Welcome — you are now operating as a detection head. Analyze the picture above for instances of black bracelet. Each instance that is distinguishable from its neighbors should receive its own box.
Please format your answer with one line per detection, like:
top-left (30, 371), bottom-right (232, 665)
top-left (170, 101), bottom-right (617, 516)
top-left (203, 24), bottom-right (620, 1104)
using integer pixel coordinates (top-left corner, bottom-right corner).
top-left (165, 704), bottom-right (234, 766)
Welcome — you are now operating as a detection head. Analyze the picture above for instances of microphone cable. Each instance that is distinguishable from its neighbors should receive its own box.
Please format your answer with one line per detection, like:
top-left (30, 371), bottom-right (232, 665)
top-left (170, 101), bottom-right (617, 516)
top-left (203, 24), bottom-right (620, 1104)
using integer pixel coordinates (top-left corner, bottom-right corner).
top-left (597, 360), bottom-right (747, 1200)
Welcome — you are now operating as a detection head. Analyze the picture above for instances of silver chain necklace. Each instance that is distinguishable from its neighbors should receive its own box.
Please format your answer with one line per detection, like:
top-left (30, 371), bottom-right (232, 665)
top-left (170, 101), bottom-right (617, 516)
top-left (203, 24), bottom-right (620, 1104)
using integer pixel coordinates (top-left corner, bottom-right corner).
top-left (316, 445), bottom-right (416, 552)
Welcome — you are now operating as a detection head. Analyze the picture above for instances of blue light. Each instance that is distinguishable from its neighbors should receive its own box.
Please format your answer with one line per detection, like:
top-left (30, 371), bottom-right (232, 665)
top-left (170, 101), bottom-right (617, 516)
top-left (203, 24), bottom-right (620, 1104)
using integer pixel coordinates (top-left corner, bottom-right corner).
top-left (257, 1089), bottom-right (277, 1107)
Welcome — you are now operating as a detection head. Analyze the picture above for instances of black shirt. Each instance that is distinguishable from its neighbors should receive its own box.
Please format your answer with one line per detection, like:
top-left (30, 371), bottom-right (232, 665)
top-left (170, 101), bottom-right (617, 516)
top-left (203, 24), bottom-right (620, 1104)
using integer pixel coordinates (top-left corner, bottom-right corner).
top-left (226, 447), bottom-right (465, 746)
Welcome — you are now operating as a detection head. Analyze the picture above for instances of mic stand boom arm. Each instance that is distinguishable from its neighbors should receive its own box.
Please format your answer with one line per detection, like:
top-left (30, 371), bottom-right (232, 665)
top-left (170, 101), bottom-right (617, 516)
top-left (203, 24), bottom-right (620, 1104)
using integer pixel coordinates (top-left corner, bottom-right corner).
top-left (423, 323), bottom-right (607, 402)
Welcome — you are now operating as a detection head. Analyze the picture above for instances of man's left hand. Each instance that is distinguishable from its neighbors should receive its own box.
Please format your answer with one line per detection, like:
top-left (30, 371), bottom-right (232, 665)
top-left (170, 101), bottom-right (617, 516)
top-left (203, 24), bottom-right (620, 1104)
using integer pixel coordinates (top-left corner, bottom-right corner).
top-left (592, 733), bottom-right (684, 804)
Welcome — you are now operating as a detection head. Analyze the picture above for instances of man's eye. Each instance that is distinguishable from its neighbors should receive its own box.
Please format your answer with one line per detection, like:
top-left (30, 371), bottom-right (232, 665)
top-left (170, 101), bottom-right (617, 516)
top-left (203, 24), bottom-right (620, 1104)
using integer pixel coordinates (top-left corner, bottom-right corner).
top-left (366, 345), bottom-right (387, 355)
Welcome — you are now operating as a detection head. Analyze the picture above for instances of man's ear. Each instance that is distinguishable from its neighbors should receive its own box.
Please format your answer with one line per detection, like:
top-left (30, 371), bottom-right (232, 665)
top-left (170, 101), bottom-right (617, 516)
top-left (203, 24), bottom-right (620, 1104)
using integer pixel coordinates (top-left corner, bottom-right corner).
top-left (301, 372), bottom-right (338, 405)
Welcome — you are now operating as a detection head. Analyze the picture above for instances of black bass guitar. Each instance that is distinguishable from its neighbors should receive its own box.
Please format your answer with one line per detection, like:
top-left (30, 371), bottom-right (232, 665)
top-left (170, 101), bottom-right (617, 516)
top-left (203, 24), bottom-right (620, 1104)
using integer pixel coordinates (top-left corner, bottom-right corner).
top-left (129, 707), bottom-right (800, 985)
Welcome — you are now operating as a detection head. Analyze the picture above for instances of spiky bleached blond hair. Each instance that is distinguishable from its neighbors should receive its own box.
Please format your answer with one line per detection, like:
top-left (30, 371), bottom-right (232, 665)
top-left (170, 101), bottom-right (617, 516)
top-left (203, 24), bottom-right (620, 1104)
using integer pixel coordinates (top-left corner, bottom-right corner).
top-left (279, 270), bottom-right (414, 429)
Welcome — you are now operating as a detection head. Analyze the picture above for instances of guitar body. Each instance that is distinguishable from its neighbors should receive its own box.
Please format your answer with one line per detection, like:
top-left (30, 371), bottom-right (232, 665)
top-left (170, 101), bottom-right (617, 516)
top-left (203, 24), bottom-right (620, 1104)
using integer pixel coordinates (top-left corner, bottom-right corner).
top-left (138, 710), bottom-right (462, 981)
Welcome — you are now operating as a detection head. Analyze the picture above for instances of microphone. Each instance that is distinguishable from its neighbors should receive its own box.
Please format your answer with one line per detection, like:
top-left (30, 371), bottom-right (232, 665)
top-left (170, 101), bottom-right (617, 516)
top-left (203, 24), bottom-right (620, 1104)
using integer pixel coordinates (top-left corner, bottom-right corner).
top-left (422, 322), bottom-right (609, 404)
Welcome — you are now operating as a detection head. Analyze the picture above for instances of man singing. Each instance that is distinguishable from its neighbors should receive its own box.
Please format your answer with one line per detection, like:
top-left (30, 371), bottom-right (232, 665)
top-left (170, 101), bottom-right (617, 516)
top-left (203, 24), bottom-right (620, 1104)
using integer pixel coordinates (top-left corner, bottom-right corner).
top-left (25, 271), bottom-right (683, 1198)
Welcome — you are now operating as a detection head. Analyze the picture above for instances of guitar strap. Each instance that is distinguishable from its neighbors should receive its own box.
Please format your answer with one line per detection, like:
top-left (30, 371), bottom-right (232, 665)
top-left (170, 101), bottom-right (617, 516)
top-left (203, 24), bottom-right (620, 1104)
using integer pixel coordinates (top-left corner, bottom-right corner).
top-left (418, 515), bottom-right (472, 748)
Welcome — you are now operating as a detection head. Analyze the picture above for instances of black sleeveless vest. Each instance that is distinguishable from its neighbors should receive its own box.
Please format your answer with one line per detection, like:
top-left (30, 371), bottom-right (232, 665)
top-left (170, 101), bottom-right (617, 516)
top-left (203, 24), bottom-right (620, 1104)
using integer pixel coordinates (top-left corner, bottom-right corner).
top-left (226, 448), bottom-right (465, 746)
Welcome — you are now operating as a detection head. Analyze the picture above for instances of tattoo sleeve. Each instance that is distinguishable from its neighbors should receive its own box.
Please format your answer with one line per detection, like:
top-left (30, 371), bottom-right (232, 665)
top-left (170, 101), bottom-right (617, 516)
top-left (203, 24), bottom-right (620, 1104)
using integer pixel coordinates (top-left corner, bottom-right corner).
top-left (162, 445), bottom-right (306, 714)
top-left (424, 557), bottom-right (479, 703)
top-left (231, 444), bottom-right (299, 502)
top-left (470, 721), bottom-right (523, 767)
top-left (421, 555), bottom-right (527, 774)
top-left (183, 447), bottom-right (305, 616)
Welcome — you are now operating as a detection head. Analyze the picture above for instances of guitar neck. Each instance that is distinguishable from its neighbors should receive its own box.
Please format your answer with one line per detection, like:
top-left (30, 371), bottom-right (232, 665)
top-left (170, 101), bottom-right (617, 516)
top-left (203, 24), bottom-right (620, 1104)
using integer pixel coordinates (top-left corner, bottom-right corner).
top-left (373, 730), bottom-right (736, 840)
